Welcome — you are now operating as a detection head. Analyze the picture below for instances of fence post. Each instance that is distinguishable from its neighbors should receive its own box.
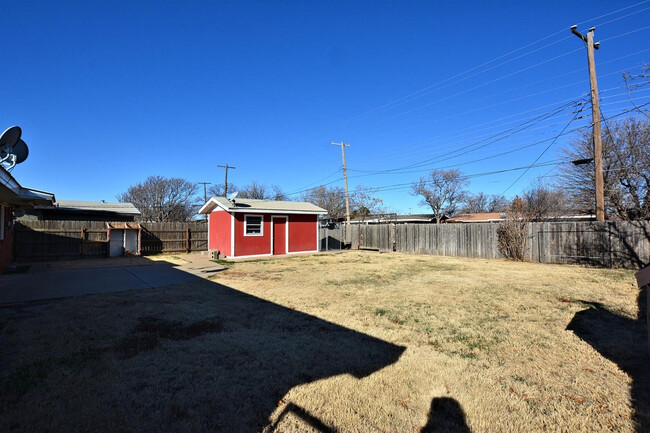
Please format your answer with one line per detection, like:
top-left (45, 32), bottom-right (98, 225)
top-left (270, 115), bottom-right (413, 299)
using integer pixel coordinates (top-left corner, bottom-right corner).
top-left (187, 228), bottom-right (191, 253)
top-left (80, 228), bottom-right (86, 256)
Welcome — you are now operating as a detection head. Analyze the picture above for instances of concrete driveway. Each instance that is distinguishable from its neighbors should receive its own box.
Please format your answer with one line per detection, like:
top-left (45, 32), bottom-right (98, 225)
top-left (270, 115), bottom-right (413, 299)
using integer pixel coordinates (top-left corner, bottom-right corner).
top-left (0, 255), bottom-right (225, 305)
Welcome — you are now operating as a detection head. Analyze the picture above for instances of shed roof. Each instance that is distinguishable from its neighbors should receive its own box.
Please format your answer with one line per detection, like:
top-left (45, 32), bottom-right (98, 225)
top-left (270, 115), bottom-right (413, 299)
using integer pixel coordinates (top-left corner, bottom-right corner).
top-left (199, 196), bottom-right (327, 215)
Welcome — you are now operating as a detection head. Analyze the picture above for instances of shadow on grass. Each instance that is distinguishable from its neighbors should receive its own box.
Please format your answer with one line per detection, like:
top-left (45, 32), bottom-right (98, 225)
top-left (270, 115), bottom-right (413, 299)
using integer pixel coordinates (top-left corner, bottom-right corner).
top-left (269, 403), bottom-right (337, 432)
top-left (421, 397), bottom-right (471, 433)
top-left (566, 285), bottom-right (649, 432)
top-left (0, 263), bottom-right (406, 432)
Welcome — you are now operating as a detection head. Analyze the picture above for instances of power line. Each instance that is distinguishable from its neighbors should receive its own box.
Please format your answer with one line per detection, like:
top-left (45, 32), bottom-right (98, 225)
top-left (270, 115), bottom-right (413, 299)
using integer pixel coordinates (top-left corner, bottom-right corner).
top-left (353, 160), bottom-right (567, 194)
top-left (367, 56), bottom-right (650, 146)
top-left (345, 25), bottom-right (650, 136)
top-left (356, 99), bottom-right (586, 175)
top-left (286, 102), bottom-right (650, 198)
top-left (335, 0), bottom-right (650, 129)
top-left (285, 168), bottom-right (341, 196)
top-left (347, 47), bottom-right (585, 134)
top-left (354, 84), bottom-right (650, 169)
top-left (349, 102), bottom-right (649, 183)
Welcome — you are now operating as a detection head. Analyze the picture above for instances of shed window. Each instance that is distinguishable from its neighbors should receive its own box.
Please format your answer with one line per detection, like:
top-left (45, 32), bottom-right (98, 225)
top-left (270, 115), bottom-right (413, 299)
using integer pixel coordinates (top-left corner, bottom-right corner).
top-left (244, 215), bottom-right (263, 236)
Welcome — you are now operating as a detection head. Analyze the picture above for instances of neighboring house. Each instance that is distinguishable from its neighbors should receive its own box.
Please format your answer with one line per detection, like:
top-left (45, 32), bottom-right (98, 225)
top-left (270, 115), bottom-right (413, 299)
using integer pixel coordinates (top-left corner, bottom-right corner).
top-left (445, 212), bottom-right (506, 223)
top-left (16, 200), bottom-right (141, 222)
top-left (395, 214), bottom-right (440, 224)
top-left (199, 197), bottom-right (327, 259)
top-left (348, 214), bottom-right (439, 224)
top-left (445, 211), bottom-right (596, 223)
top-left (0, 166), bottom-right (55, 271)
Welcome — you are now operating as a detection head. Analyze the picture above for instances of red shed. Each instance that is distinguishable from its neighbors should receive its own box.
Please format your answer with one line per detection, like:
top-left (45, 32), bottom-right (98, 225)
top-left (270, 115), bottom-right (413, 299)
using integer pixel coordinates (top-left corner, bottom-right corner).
top-left (199, 197), bottom-right (327, 259)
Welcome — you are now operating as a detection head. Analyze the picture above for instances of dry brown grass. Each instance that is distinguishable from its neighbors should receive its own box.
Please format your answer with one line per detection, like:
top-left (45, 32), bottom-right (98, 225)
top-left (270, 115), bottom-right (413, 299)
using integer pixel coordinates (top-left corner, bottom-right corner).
top-left (1, 251), bottom-right (646, 432)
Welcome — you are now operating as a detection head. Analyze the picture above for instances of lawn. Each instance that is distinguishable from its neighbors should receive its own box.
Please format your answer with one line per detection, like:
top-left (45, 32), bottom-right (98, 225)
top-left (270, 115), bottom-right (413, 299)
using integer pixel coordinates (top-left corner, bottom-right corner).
top-left (1, 251), bottom-right (647, 432)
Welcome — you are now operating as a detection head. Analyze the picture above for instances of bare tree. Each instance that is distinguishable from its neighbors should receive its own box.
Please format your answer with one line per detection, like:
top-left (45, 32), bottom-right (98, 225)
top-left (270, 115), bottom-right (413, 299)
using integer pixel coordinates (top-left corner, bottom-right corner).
top-left (208, 181), bottom-right (288, 201)
top-left (497, 184), bottom-right (572, 261)
top-left (350, 185), bottom-right (386, 218)
top-left (522, 184), bottom-right (570, 220)
top-left (411, 169), bottom-right (469, 223)
top-left (117, 175), bottom-right (199, 222)
top-left (460, 192), bottom-right (509, 214)
top-left (497, 197), bottom-right (528, 261)
top-left (207, 183), bottom-right (239, 197)
top-left (270, 185), bottom-right (289, 201)
top-left (236, 181), bottom-right (288, 200)
top-left (557, 117), bottom-right (650, 220)
top-left (239, 180), bottom-right (268, 199)
top-left (301, 186), bottom-right (346, 218)
top-left (623, 63), bottom-right (650, 119)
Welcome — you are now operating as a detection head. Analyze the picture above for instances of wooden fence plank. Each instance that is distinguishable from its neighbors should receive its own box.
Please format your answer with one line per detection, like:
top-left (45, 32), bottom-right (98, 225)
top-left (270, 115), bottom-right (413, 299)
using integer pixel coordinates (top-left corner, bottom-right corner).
top-left (341, 221), bottom-right (650, 269)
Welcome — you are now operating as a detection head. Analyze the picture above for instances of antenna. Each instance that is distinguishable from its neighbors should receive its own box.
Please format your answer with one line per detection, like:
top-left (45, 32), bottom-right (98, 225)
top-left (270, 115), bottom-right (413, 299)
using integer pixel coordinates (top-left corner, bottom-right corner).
top-left (0, 126), bottom-right (30, 171)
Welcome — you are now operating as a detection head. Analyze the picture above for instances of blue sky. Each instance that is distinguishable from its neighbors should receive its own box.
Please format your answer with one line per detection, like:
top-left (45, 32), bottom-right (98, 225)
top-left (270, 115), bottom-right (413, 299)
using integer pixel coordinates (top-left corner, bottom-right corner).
top-left (2, 0), bottom-right (649, 214)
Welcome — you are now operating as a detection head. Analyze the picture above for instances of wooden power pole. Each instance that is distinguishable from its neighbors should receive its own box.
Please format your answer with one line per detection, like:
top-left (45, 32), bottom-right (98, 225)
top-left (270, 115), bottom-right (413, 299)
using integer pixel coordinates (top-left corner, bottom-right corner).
top-left (332, 141), bottom-right (351, 222)
top-left (217, 164), bottom-right (236, 197)
top-left (197, 182), bottom-right (211, 221)
top-left (572, 25), bottom-right (605, 221)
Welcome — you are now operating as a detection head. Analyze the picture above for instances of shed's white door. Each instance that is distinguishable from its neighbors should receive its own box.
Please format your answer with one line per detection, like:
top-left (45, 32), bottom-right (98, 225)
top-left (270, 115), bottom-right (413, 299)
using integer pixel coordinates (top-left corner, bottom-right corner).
top-left (124, 230), bottom-right (138, 254)
top-left (109, 230), bottom-right (125, 257)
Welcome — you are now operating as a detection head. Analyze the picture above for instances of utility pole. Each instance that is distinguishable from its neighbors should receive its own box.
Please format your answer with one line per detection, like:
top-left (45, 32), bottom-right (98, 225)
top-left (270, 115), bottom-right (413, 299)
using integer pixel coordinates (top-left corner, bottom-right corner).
top-left (332, 141), bottom-right (351, 222)
top-left (217, 164), bottom-right (236, 197)
top-left (197, 182), bottom-right (211, 221)
top-left (571, 25), bottom-right (605, 221)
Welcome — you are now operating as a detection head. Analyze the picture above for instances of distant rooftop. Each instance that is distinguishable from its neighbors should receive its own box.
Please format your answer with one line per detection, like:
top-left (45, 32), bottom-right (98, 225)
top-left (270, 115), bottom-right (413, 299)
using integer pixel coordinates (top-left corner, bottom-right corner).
top-left (445, 212), bottom-right (505, 223)
top-left (49, 200), bottom-right (141, 216)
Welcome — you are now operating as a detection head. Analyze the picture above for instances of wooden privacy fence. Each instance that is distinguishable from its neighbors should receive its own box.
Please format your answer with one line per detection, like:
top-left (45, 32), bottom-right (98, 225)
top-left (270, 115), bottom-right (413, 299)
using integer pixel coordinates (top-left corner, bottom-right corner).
top-left (344, 221), bottom-right (650, 269)
top-left (14, 221), bottom-right (207, 261)
top-left (319, 222), bottom-right (345, 251)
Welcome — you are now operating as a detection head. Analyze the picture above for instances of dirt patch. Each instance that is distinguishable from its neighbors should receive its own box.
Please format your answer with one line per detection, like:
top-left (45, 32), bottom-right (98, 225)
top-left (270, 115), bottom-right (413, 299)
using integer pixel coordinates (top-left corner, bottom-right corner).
top-left (116, 316), bottom-right (223, 359)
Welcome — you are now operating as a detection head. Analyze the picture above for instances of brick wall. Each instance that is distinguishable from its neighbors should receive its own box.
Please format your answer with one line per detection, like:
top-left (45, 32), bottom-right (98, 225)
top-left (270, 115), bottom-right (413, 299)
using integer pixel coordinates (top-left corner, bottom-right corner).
top-left (0, 205), bottom-right (14, 271)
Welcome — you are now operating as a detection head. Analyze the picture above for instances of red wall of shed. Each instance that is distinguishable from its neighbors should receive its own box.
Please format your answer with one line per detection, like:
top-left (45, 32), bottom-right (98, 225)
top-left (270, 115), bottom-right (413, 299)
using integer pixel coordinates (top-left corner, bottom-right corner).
top-left (233, 213), bottom-right (271, 257)
top-left (208, 209), bottom-right (231, 256)
top-left (288, 214), bottom-right (318, 252)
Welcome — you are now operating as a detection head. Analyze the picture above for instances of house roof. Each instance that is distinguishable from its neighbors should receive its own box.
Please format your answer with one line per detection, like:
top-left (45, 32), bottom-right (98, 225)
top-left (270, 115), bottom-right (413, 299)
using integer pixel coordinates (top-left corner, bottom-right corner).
top-left (347, 214), bottom-right (437, 224)
top-left (395, 214), bottom-right (437, 222)
top-left (199, 196), bottom-right (327, 215)
top-left (49, 200), bottom-right (141, 216)
top-left (445, 212), bottom-right (505, 223)
top-left (0, 166), bottom-right (55, 207)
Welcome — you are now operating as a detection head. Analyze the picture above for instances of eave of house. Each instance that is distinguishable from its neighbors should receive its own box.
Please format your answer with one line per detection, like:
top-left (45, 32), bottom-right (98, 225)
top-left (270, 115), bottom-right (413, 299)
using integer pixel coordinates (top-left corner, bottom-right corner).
top-left (0, 167), bottom-right (55, 207)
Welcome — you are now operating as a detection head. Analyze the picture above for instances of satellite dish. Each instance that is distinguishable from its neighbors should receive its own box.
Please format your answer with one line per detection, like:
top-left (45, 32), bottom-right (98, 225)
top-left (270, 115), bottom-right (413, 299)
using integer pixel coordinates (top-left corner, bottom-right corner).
top-left (228, 191), bottom-right (239, 201)
top-left (0, 126), bottom-right (30, 170)
top-left (0, 126), bottom-right (21, 147)
top-left (12, 139), bottom-right (29, 164)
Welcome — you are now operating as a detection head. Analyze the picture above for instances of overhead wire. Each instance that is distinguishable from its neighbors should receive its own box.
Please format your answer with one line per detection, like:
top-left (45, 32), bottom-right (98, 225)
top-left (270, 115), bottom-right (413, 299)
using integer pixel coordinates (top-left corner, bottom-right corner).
top-left (287, 2), bottom-right (650, 198)
top-left (500, 101), bottom-right (650, 194)
top-left (335, 0), bottom-right (650, 128)
top-left (355, 84), bottom-right (650, 168)
top-left (348, 102), bottom-right (650, 182)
